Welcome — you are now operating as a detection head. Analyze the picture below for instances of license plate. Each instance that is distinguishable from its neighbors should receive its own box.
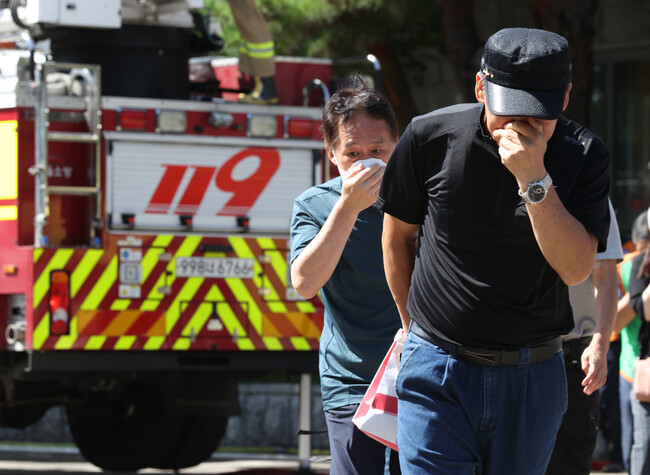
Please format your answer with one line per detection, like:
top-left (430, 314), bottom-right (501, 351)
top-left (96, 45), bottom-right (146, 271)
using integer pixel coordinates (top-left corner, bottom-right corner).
top-left (175, 257), bottom-right (255, 278)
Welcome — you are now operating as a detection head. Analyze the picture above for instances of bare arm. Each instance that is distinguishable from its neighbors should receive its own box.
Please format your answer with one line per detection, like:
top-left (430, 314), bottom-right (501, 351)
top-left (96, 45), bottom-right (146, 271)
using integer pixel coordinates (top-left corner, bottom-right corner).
top-left (493, 119), bottom-right (598, 285)
top-left (614, 292), bottom-right (636, 333)
top-left (291, 165), bottom-right (384, 298)
top-left (382, 214), bottom-right (419, 330)
top-left (526, 189), bottom-right (598, 285)
top-left (580, 259), bottom-right (618, 394)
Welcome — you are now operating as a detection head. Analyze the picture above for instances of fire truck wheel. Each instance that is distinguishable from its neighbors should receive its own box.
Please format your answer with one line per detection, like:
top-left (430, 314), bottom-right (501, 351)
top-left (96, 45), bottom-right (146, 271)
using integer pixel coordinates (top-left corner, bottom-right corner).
top-left (152, 414), bottom-right (228, 469)
top-left (65, 384), bottom-right (183, 471)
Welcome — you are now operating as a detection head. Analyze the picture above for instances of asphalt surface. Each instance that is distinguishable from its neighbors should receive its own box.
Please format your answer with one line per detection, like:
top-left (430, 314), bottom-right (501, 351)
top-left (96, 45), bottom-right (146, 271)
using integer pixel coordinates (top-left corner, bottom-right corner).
top-left (0, 445), bottom-right (330, 474)
top-left (0, 444), bottom-right (629, 474)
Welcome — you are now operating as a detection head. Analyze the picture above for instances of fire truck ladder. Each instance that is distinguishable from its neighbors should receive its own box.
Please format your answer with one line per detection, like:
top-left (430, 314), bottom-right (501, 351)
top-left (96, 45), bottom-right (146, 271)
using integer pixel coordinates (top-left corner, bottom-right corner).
top-left (31, 61), bottom-right (103, 248)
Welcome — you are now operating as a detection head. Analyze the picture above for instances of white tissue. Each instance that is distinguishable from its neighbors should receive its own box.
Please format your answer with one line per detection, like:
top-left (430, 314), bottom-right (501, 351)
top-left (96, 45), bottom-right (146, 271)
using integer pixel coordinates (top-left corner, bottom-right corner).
top-left (337, 157), bottom-right (386, 179)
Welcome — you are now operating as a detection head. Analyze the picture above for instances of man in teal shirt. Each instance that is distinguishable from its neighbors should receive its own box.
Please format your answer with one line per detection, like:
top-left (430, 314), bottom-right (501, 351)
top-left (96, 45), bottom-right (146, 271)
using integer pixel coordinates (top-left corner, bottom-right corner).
top-left (290, 80), bottom-right (401, 475)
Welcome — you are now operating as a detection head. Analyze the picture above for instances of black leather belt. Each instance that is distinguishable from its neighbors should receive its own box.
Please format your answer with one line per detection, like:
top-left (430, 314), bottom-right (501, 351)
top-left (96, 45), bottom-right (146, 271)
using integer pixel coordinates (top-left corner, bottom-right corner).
top-left (410, 321), bottom-right (562, 367)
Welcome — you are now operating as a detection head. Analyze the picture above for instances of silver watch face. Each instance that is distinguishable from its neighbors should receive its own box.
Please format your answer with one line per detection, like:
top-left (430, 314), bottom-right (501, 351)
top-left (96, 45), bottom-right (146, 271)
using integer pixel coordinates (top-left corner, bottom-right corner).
top-left (527, 184), bottom-right (547, 203)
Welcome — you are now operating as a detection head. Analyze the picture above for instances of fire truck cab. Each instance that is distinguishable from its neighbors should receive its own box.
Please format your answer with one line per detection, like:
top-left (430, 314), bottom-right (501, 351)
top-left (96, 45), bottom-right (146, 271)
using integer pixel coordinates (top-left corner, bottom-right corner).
top-left (0, 0), bottom-right (358, 470)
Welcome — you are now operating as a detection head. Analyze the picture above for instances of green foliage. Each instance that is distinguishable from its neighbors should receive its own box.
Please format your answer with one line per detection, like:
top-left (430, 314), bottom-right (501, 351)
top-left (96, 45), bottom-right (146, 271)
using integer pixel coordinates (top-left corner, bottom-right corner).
top-left (204, 0), bottom-right (441, 67)
top-left (204, 0), bottom-right (241, 57)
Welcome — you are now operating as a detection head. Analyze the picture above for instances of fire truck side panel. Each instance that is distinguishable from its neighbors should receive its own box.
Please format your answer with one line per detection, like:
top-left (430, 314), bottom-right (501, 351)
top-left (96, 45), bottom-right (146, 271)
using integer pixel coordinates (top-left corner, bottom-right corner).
top-left (105, 137), bottom-right (313, 233)
top-left (32, 234), bottom-right (323, 353)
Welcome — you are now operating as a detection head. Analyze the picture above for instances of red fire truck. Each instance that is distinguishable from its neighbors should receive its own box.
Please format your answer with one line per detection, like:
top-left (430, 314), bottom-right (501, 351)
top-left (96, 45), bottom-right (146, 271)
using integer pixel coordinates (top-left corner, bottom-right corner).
top-left (0, 0), bottom-right (369, 470)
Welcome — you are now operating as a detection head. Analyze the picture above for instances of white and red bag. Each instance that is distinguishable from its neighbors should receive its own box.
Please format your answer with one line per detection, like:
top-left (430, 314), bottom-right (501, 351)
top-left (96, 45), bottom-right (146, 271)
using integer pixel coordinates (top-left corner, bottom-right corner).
top-left (352, 328), bottom-right (406, 451)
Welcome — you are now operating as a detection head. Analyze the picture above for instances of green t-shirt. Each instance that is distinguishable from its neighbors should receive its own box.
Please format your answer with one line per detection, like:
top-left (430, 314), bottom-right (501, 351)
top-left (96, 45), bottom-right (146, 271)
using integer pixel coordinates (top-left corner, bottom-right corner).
top-left (620, 252), bottom-right (641, 380)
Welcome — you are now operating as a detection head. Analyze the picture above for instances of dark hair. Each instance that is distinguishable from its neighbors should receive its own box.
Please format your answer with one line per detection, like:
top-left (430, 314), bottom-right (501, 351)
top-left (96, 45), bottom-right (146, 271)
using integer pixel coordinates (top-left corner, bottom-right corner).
top-left (320, 77), bottom-right (398, 148)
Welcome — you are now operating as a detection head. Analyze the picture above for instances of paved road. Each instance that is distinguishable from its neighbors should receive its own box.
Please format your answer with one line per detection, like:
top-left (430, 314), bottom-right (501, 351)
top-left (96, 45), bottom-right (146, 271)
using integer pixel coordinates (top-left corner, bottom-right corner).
top-left (0, 446), bottom-right (330, 474)
top-left (0, 445), bottom-right (628, 474)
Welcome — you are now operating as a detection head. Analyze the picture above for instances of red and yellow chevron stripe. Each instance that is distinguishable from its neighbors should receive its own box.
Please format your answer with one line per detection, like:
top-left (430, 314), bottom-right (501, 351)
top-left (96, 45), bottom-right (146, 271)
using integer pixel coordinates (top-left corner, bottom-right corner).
top-left (31, 234), bottom-right (323, 352)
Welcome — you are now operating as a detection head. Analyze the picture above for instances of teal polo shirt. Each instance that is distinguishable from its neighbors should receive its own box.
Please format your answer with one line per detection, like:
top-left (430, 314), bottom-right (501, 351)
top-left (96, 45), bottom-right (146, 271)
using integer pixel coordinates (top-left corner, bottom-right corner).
top-left (290, 177), bottom-right (401, 411)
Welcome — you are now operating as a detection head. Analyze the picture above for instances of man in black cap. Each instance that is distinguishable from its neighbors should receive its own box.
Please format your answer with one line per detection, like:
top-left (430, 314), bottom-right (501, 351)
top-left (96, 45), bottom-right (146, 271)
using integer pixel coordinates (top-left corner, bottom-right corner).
top-left (378, 27), bottom-right (611, 474)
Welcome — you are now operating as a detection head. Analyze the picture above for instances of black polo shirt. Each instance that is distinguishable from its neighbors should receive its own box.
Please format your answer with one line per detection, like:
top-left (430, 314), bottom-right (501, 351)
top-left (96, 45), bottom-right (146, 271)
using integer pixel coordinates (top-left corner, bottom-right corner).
top-left (377, 103), bottom-right (610, 348)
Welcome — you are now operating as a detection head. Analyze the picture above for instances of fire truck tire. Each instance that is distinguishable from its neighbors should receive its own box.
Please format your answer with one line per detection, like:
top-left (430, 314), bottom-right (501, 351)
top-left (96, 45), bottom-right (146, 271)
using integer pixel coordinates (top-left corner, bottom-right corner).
top-left (152, 414), bottom-right (228, 469)
top-left (65, 385), bottom-right (183, 471)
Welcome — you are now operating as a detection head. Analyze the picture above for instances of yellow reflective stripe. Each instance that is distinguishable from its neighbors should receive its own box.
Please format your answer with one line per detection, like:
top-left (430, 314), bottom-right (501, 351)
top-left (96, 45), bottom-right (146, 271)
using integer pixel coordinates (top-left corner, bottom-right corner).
top-left (205, 284), bottom-right (242, 335)
top-left (110, 299), bottom-right (130, 310)
top-left (268, 300), bottom-right (287, 313)
top-left (33, 249), bottom-right (75, 308)
top-left (170, 278), bottom-right (204, 350)
top-left (173, 338), bottom-right (190, 350)
top-left (33, 249), bottom-right (43, 263)
top-left (165, 235), bottom-right (202, 331)
top-left (0, 206), bottom-right (17, 220)
top-left (255, 238), bottom-right (282, 301)
top-left (263, 336), bottom-right (283, 350)
top-left (0, 120), bottom-right (18, 200)
top-left (141, 298), bottom-right (160, 311)
top-left (178, 276), bottom-right (207, 337)
top-left (203, 285), bottom-right (251, 350)
top-left (32, 314), bottom-right (49, 349)
top-left (139, 235), bottom-right (179, 349)
top-left (296, 300), bottom-right (316, 313)
top-left (247, 40), bottom-right (274, 50)
top-left (152, 234), bottom-right (173, 247)
top-left (178, 285), bottom-right (227, 339)
top-left (115, 336), bottom-right (136, 350)
top-left (229, 236), bottom-right (255, 260)
top-left (70, 250), bottom-right (103, 297)
top-left (258, 237), bottom-right (286, 281)
top-left (205, 284), bottom-right (225, 303)
top-left (85, 335), bottom-right (106, 350)
top-left (228, 236), bottom-right (282, 348)
top-left (141, 245), bottom-right (166, 284)
top-left (138, 248), bottom-right (165, 311)
top-left (54, 315), bottom-right (78, 349)
top-left (290, 336), bottom-right (310, 351)
top-left (240, 40), bottom-right (275, 59)
top-left (144, 336), bottom-right (164, 350)
top-left (182, 300), bottom-right (211, 337)
top-left (237, 337), bottom-right (255, 350)
top-left (224, 276), bottom-right (261, 332)
top-left (80, 255), bottom-right (117, 309)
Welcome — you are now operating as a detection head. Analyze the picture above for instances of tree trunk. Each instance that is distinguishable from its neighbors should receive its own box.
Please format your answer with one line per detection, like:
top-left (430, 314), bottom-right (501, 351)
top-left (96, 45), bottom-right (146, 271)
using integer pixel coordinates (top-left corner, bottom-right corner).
top-left (369, 41), bottom-right (419, 131)
top-left (530, 0), bottom-right (601, 126)
top-left (440, 0), bottom-right (482, 103)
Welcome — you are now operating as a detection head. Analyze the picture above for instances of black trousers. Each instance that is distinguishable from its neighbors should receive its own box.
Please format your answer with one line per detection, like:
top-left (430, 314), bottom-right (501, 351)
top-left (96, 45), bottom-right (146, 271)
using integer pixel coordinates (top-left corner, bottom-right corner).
top-left (545, 338), bottom-right (600, 475)
top-left (325, 404), bottom-right (400, 475)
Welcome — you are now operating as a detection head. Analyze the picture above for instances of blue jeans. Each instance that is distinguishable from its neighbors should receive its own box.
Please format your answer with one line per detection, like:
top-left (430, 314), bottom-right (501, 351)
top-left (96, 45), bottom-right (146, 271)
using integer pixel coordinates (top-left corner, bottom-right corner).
top-left (396, 324), bottom-right (568, 475)
top-left (620, 376), bottom-right (633, 471)
top-left (630, 397), bottom-right (650, 475)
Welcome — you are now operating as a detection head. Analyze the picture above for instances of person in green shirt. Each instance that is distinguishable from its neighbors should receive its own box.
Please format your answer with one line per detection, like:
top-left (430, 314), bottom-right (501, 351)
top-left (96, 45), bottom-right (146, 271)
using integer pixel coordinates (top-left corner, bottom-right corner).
top-left (615, 209), bottom-right (649, 471)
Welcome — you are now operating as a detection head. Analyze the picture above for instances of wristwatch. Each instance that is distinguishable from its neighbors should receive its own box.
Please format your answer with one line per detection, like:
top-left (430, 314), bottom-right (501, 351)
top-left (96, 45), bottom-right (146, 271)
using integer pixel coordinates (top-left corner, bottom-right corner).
top-left (518, 173), bottom-right (553, 204)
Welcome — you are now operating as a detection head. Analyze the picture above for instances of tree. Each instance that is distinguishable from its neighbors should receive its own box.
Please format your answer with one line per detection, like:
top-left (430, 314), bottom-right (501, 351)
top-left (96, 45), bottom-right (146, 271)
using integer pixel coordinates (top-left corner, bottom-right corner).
top-left (206, 0), bottom-right (600, 127)
top-left (206, 0), bottom-right (441, 129)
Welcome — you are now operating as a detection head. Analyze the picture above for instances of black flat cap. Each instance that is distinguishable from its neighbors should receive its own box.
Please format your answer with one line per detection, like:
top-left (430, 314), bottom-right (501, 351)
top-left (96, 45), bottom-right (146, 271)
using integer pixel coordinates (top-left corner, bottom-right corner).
top-left (481, 28), bottom-right (572, 119)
